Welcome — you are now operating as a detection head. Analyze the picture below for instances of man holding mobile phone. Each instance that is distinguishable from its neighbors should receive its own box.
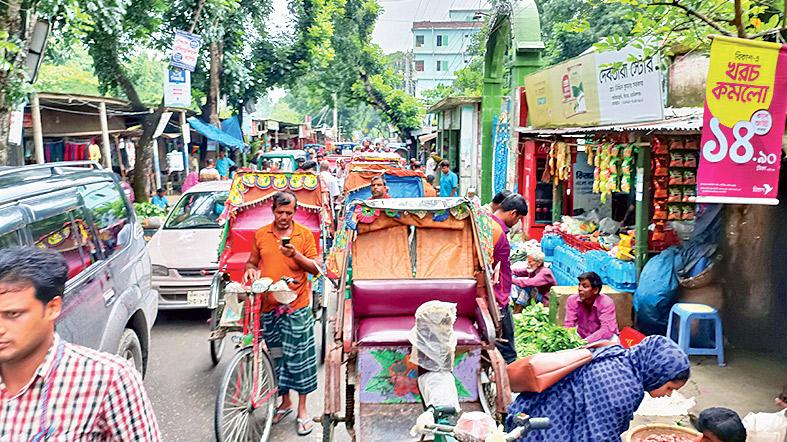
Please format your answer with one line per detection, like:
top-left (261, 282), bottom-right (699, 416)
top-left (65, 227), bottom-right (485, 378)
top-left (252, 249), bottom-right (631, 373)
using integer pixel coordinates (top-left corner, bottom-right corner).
top-left (244, 190), bottom-right (320, 436)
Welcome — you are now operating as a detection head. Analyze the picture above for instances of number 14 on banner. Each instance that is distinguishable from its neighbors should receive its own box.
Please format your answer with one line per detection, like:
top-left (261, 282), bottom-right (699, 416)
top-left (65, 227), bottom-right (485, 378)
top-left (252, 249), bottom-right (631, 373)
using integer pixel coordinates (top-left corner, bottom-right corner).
top-left (702, 115), bottom-right (779, 166)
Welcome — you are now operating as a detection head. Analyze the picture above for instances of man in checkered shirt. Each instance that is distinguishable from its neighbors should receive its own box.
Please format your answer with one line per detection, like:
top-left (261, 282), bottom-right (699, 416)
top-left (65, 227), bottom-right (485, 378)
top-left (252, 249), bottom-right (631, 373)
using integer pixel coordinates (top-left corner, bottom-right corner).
top-left (0, 247), bottom-right (160, 441)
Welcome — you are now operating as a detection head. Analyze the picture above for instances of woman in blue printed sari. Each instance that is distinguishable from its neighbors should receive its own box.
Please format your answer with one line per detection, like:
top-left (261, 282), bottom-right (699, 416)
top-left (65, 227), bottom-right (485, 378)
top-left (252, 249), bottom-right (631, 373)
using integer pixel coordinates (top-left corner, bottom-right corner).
top-left (506, 335), bottom-right (690, 441)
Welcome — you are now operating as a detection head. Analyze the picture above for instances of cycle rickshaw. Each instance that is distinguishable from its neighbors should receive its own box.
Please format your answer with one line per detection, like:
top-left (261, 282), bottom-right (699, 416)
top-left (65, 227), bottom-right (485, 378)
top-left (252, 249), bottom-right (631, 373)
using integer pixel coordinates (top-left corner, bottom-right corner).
top-left (321, 197), bottom-right (513, 441)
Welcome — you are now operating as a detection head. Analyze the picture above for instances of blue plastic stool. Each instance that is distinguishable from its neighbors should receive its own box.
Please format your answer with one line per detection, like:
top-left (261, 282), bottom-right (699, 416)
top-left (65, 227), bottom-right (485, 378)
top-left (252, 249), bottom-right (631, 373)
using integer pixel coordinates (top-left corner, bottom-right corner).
top-left (666, 303), bottom-right (725, 366)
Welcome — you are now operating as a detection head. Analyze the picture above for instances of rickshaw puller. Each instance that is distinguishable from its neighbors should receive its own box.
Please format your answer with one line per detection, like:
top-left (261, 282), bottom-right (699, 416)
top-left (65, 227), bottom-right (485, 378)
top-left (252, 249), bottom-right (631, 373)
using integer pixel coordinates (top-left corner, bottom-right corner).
top-left (244, 190), bottom-right (320, 436)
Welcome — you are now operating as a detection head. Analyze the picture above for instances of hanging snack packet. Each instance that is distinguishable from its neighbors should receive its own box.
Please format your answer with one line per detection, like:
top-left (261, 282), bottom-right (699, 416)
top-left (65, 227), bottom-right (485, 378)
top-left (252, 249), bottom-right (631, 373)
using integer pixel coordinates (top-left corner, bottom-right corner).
top-left (669, 151), bottom-right (684, 168)
top-left (683, 187), bottom-right (696, 203)
top-left (683, 152), bottom-right (697, 168)
top-left (667, 187), bottom-right (683, 203)
top-left (682, 205), bottom-right (696, 220)
top-left (683, 170), bottom-right (696, 185)
top-left (670, 139), bottom-right (685, 150)
top-left (669, 169), bottom-right (683, 185)
top-left (668, 205), bottom-right (683, 220)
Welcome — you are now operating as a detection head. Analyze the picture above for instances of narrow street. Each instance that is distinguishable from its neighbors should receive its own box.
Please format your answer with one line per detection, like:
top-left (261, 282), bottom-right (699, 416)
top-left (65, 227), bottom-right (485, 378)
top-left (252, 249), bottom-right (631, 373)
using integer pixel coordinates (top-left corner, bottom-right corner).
top-left (144, 310), bottom-right (349, 441)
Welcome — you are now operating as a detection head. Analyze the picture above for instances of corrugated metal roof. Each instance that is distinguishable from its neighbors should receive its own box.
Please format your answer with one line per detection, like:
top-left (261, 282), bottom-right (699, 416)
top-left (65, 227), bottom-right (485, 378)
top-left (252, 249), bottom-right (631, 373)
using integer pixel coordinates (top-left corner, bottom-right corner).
top-left (412, 21), bottom-right (482, 30)
top-left (515, 108), bottom-right (704, 135)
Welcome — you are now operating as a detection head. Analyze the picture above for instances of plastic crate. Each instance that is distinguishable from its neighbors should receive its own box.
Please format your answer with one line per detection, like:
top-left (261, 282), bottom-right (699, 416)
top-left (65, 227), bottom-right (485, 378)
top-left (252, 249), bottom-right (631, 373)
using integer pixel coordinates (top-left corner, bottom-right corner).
top-left (558, 230), bottom-right (604, 252)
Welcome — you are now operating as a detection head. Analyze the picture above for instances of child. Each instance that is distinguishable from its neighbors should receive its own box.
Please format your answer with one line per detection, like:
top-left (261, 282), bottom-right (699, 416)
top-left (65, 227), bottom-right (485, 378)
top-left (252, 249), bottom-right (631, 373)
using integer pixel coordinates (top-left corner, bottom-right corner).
top-left (694, 407), bottom-right (747, 442)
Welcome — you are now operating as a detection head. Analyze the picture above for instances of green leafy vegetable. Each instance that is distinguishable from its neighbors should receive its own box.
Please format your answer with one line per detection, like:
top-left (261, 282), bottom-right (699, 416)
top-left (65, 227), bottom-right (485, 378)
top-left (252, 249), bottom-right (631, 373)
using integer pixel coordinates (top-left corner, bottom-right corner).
top-left (134, 202), bottom-right (166, 219)
top-left (514, 303), bottom-right (586, 358)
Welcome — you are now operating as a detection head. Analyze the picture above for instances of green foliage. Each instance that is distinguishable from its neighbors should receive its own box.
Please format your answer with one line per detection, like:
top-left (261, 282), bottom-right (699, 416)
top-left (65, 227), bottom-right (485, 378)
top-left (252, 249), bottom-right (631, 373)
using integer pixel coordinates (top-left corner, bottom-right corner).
top-left (420, 84), bottom-right (453, 106)
top-left (280, 0), bottom-right (423, 140)
top-left (536, 0), bottom-right (632, 64)
top-left (590, 0), bottom-right (785, 60)
top-left (513, 303), bottom-right (586, 358)
top-left (134, 201), bottom-right (167, 218)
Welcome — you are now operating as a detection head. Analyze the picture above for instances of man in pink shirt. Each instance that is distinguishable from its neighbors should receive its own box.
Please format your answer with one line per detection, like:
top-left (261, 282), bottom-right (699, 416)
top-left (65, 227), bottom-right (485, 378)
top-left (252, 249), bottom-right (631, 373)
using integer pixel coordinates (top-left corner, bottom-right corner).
top-left (564, 271), bottom-right (619, 343)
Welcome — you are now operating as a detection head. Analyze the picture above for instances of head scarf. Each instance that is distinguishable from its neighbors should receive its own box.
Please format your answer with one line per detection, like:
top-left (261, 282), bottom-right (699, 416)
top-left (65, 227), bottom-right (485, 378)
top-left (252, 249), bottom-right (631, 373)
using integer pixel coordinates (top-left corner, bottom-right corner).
top-left (629, 335), bottom-right (690, 391)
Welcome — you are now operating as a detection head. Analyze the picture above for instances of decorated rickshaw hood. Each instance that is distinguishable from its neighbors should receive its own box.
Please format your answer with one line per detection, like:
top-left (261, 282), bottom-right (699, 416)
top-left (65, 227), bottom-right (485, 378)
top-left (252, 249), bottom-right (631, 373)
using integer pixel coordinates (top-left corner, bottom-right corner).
top-left (220, 171), bottom-right (323, 222)
top-left (349, 197), bottom-right (467, 212)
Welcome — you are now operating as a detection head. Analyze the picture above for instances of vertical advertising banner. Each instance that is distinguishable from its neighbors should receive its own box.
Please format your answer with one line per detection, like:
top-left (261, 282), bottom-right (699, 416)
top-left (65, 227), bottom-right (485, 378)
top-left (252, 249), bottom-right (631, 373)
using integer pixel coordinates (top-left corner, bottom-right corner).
top-left (697, 36), bottom-right (787, 205)
top-left (170, 30), bottom-right (203, 72)
top-left (164, 68), bottom-right (191, 108)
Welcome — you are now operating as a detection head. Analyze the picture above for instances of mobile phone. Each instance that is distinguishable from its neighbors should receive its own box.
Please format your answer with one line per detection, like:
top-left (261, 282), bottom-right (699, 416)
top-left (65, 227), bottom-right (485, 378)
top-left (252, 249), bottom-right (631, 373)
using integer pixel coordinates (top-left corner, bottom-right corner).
top-left (281, 237), bottom-right (291, 246)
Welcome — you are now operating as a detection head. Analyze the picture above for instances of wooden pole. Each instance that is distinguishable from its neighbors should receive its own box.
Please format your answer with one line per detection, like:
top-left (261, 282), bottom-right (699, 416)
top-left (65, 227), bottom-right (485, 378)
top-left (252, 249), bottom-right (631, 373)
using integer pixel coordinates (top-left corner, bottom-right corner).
top-left (30, 92), bottom-right (44, 164)
top-left (98, 101), bottom-right (112, 168)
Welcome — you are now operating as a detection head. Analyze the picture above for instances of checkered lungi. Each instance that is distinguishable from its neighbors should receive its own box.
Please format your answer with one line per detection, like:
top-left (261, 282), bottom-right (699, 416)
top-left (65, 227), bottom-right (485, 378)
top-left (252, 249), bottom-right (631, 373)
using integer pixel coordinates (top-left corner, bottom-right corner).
top-left (262, 307), bottom-right (318, 395)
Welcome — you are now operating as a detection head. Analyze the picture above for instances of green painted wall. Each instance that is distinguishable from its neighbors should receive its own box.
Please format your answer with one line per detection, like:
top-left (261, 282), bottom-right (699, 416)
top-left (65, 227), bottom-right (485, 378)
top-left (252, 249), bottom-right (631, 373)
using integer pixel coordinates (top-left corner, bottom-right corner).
top-left (480, 1), bottom-right (544, 203)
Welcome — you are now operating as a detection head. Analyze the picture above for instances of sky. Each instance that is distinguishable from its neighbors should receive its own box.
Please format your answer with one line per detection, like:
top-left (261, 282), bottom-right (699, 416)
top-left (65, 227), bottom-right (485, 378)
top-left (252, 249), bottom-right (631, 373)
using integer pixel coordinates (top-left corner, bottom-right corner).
top-left (373, 0), bottom-right (490, 53)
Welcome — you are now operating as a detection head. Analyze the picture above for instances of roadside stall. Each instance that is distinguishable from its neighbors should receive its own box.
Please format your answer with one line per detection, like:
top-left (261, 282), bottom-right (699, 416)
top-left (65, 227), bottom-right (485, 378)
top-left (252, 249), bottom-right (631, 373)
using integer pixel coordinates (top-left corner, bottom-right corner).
top-left (516, 110), bottom-right (703, 287)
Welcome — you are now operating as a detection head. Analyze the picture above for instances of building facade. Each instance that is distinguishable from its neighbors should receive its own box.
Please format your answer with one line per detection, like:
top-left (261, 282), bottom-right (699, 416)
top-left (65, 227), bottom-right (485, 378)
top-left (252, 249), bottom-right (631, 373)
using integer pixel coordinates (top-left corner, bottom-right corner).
top-left (411, 10), bottom-right (483, 97)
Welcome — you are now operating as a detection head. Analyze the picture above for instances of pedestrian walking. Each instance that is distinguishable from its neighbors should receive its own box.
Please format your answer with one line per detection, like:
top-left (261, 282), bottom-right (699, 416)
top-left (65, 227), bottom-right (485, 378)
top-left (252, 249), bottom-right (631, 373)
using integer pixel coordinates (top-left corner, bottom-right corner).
top-left (199, 158), bottom-right (220, 181)
top-left (0, 247), bottom-right (160, 441)
top-left (490, 194), bottom-right (528, 363)
top-left (216, 149), bottom-right (235, 179)
top-left (439, 160), bottom-right (458, 197)
top-left (243, 191), bottom-right (320, 436)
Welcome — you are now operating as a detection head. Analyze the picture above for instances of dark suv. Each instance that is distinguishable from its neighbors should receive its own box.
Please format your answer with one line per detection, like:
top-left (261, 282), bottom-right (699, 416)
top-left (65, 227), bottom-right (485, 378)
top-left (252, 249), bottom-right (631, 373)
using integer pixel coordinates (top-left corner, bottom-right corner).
top-left (0, 162), bottom-right (157, 375)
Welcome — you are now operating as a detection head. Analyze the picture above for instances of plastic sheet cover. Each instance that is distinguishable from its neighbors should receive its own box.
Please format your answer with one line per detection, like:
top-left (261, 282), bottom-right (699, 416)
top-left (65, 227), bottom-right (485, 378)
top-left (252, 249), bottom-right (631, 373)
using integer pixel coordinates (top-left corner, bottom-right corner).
top-left (409, 300), bottom-right (457, 371)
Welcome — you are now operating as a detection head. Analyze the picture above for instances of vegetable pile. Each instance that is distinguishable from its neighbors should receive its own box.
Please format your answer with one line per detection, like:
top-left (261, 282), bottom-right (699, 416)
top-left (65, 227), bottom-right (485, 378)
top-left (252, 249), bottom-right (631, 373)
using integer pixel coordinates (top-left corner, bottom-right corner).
top-left (134, 202), bottom-right (167, 219)
top-left (513, 303), bottom-right (586, 358)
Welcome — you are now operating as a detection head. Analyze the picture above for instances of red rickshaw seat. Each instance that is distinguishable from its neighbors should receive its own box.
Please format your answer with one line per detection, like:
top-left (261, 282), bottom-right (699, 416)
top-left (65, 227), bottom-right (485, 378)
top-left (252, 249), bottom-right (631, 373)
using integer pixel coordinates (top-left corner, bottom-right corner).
top-left (351, 279), bottom-right (484, 346)
top-left (357, 316), bottom-right (481, 346)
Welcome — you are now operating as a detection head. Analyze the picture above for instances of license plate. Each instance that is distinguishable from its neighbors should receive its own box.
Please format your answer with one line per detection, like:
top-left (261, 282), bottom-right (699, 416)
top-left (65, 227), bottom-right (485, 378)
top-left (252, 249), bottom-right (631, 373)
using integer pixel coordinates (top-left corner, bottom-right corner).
top-left (187, 290), bottom-right (210, 306)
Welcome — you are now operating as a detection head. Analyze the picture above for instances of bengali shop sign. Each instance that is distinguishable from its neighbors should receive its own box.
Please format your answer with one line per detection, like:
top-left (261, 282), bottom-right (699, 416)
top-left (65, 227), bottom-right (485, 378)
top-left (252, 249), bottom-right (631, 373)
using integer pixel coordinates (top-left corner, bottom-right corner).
top-left (524, 43), bottom-right (663, 128)
top-left (697, 36), bottom-right (787, 205)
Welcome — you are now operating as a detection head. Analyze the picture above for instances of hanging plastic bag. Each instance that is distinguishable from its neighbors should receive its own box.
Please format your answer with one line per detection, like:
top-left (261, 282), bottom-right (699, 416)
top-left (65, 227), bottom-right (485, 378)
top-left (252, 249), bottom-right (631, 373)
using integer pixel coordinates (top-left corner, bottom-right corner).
top-left (409, 301), bottom-right (457, 372)
top-left (418, 371), bottom-right (460, 410)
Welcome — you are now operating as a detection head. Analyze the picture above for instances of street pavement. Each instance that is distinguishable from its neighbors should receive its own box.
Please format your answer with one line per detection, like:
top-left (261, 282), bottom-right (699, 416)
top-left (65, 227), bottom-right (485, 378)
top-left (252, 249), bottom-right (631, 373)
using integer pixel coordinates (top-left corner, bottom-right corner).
top-left (144, 309), bottom-right (348, 442)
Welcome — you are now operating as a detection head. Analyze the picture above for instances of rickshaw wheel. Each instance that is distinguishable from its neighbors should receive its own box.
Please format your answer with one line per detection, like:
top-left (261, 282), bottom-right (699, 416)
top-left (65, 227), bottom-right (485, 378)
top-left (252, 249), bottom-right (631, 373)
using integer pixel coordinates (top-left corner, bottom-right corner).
top-left (209, 307), bottom-right (226, 365)
top-left (214, 347), bottom-right (276, 442)
top-left (478, 363), bottom-right (498, 418)
top-left (321, 414), bottom-right (335, 442)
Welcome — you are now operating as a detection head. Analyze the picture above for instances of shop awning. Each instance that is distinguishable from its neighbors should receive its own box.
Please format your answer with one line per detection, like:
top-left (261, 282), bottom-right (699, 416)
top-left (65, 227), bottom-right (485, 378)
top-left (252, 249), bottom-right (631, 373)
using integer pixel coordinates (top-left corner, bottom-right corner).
top-left (418, 132), bottom-right (437, 144)
top-left (187, 117), bottom-right (246, 150)
top-left (515, 107), bottom-right (703, 136)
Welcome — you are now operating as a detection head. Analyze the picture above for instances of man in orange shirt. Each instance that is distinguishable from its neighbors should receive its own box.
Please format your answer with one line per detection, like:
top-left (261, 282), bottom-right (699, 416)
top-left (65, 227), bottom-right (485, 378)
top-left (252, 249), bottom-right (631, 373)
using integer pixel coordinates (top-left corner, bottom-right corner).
top-left (244, 190), bottom-right (319, 436)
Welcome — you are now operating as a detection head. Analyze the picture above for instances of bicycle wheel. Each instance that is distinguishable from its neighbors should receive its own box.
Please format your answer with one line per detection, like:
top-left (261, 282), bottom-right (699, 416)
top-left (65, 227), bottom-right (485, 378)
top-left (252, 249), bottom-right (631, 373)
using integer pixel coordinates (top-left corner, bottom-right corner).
top-left (209, 307), bottom-right (226, 365)
top-left (215, 347), bottom-right (277, 442)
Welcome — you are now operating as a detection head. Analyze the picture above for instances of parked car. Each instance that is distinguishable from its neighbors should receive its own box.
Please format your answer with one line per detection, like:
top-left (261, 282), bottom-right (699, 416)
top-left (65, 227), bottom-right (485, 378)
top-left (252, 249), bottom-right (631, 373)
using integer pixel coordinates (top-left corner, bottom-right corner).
top-left (257, 149), bottom-right (307, 172)
top-left (0, 161), bottom-right (157, 375)
top-left (147, 180), bottom-right (229, 309)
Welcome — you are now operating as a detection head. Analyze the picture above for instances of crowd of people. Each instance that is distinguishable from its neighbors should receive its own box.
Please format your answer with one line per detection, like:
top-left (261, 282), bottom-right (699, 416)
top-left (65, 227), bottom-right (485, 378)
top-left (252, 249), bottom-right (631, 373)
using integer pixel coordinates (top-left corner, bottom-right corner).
top-left (2, 138), bottom-right (780, 441)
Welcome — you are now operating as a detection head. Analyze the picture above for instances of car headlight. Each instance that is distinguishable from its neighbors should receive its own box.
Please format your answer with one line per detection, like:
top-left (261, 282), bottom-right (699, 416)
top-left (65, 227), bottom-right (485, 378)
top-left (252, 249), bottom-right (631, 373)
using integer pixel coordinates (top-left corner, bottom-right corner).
top-left (152, 265), bottom-right (169, 277)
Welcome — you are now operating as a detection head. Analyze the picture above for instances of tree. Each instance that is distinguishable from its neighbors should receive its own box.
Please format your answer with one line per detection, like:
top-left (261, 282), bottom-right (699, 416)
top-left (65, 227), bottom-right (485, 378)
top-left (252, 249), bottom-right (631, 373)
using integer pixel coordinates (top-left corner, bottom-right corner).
top-left (0, 0), bottom-right (79, 164)
top-left (281, 0), bottom-right (423, 141)
top-left (591, 0), bottom-right (784, 56)
top-left (76, 0), bottom-right (342, 201)
top-left (536, 0), bottom-right (632, 64)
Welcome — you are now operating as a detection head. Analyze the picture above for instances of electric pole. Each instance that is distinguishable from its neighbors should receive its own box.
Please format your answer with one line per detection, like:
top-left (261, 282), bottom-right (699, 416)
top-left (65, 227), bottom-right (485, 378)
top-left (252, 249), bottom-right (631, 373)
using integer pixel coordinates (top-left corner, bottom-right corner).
top-left (332, 92), bottom-right (339, 141)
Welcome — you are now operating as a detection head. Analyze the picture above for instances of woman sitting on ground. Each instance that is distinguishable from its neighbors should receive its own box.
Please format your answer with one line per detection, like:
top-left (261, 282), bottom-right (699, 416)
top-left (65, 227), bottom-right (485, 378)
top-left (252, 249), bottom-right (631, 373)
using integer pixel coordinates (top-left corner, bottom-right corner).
top-left (564, 271), bottom-right (619, 343)
top-left (506, 335), bottom-right (691, 441)
top-left (512, 250), bottom-right (556, 311)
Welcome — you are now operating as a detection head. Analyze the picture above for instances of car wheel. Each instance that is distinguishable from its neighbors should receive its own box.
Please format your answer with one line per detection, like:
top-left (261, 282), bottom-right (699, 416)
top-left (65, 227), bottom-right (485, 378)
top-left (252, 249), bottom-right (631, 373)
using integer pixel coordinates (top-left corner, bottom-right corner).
top-left (118, 329), bottom-right (144, 374)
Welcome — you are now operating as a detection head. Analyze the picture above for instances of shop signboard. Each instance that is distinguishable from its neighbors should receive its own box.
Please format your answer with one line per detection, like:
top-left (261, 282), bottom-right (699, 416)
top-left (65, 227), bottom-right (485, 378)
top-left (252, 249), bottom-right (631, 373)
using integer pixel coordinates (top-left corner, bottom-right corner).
top-left (170, 30), bottom-right (202, 72)
top-left (524, 44), bottom-right (663, 128)
top-left (164, 68), bottom-right (191, 108)
top-left (696, 36), bottom-right (787, 205)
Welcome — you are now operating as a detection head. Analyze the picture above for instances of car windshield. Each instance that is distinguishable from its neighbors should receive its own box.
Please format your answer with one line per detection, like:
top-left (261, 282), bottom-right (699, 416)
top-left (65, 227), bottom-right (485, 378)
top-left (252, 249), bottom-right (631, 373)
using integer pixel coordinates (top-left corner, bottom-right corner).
top-left (164, 191), bottom-right (228, 229)
top-left (261, 156), bottom-right (296, 171)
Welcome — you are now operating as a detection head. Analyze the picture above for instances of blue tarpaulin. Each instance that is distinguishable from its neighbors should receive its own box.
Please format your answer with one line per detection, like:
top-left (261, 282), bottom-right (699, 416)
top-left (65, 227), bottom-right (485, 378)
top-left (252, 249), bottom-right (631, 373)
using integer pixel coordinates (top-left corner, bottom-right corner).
top-left (221, 116), bottom-right (245, 145)
top-left (188, 117), bottom-right (246, 150)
